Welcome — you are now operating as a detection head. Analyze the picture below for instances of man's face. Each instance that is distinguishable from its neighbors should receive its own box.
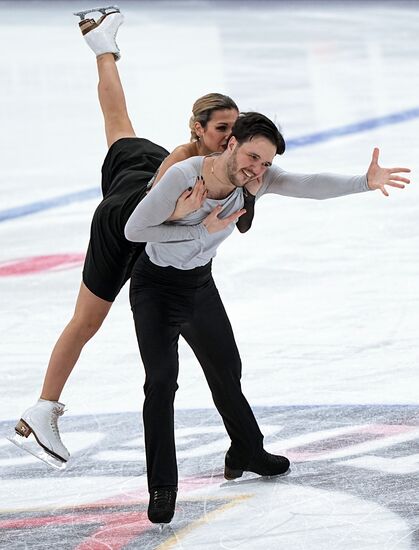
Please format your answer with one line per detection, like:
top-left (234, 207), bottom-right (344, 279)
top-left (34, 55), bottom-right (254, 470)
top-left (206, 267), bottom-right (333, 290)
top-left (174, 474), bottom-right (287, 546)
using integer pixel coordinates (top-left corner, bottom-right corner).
top-left (226, 136), bottom-right (276, 187)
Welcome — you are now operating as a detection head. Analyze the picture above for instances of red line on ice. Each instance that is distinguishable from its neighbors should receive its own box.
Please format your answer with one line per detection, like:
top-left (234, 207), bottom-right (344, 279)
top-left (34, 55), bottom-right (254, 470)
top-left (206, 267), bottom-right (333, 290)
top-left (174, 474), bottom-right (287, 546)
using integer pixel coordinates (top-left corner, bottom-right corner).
top-left (0, 512), bottom-right (151, 550)
top-left (0, 254), bottom-right (85, 276)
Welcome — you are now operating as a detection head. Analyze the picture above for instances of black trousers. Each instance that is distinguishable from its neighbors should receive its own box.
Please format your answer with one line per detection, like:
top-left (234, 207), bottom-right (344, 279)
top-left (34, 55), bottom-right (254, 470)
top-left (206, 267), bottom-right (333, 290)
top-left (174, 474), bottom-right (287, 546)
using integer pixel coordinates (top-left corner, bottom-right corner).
top-left (130, 252), bottom-right (264, 490)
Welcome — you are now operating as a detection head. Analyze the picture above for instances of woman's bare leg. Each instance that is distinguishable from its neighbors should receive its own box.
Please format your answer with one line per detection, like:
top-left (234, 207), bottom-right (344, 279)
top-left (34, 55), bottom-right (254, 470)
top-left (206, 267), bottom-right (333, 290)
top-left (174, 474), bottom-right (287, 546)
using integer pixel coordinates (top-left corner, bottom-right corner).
top-left (40, 34), bottom-right (136, 400)
top-left (40, 283), bottom-right (112, 401)
top-left (96, 53), bottom-right (136, 147)
top-left (12, 283), bottom-right (112, 464)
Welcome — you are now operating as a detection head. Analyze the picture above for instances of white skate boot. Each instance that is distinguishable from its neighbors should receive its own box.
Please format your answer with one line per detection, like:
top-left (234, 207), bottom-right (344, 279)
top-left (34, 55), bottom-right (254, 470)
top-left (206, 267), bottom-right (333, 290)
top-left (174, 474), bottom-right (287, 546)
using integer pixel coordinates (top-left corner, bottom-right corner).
top-left (8, 399), bottom-right (70, 470)
top-left (74, 5), bottom-right (124, 61)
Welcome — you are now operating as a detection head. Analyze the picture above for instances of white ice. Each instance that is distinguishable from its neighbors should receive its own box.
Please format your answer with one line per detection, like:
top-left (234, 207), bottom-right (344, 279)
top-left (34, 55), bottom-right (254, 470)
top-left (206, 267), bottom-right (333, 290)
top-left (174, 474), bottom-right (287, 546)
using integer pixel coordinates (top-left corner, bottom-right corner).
top-left (0, 1), bottom-right (418, 549)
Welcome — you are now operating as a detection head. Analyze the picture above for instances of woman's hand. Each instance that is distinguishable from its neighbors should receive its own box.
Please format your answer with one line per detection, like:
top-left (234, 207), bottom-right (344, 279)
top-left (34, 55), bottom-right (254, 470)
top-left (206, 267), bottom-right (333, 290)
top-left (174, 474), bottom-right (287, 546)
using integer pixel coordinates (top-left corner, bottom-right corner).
top-left (169, 177), bottom-right (208, 220)
top-left (203, 205), bottom-right (246, 234)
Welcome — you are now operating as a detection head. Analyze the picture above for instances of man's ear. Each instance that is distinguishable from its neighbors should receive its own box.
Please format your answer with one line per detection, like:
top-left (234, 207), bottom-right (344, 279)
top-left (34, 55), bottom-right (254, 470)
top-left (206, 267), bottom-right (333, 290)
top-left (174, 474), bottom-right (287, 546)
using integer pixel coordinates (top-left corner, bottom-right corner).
top-left (227, 136), bottom-right (237, 151)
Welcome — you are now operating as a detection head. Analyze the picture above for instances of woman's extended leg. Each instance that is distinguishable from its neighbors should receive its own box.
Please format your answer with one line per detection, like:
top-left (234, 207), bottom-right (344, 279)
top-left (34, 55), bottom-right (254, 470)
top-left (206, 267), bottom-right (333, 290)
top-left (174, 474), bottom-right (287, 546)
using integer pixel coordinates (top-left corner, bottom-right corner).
top-left (40, 282), bottom-right (112, 401)
top-left (8, 284), bottom-right (112, 467)
top-left (40, 12), bottom-right (135, 400)
top-left (9, 9), bottom-right (136, 466)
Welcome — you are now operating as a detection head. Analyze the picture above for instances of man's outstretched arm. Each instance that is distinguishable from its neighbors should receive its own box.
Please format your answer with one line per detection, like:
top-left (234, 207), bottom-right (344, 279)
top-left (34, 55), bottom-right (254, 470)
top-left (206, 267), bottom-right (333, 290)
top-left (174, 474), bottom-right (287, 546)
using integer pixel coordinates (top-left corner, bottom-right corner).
top-left (257, 148), bottom-right (410, 200)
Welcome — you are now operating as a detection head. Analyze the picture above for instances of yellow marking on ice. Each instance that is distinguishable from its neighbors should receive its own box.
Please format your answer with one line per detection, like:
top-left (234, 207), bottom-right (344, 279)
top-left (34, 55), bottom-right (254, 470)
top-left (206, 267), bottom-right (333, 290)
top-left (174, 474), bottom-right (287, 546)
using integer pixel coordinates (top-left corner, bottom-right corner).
top-left (155, 494), bottom-right (251, 550)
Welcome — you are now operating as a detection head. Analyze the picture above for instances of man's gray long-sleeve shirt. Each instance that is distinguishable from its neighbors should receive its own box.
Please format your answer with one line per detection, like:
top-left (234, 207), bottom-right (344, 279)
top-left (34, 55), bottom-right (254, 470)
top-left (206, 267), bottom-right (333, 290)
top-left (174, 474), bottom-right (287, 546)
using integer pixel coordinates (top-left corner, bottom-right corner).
top-left (124, 156), bottom-right (370, 269)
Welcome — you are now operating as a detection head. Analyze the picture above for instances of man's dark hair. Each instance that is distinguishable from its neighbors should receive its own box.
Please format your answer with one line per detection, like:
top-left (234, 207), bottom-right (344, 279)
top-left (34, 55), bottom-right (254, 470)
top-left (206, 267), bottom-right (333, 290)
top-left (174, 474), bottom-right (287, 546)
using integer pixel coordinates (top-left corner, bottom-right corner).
top-left (231, 112), bottom-right (285, 155)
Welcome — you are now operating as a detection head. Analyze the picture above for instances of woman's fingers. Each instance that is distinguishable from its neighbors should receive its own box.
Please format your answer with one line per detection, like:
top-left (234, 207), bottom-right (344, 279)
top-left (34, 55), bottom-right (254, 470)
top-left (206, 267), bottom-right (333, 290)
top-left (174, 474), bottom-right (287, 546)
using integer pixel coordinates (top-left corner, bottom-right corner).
top-left (224, 209), bottom-right (246, 224)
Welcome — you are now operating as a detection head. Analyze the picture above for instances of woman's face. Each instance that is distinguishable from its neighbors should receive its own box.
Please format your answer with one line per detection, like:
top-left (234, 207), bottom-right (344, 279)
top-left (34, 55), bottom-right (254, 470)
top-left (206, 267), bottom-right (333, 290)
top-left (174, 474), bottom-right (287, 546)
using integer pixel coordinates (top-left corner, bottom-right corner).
top-left (196, 108), bottom-right (239, 153)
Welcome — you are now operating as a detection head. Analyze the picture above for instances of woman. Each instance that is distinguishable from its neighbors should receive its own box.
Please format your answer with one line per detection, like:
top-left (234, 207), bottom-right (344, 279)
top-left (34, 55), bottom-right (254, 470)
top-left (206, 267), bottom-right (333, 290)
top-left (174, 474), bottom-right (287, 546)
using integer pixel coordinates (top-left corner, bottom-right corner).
top-left (10, 7), bottom-right (253, 467)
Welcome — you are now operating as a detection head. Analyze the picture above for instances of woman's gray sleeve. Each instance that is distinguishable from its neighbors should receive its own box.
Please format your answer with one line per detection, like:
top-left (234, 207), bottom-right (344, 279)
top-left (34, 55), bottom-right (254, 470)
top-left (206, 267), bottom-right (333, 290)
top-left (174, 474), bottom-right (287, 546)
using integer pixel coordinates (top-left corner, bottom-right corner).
top-left (124, 166), bottom-right (207, 243)
top-left (258, 167), bottom-right (370, 200)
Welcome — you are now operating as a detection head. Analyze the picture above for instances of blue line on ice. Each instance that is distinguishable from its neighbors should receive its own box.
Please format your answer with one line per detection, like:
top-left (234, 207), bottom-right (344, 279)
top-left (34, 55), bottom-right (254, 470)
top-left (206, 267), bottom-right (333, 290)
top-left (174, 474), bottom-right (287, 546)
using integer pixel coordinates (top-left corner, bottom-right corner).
top-left (0, 188), bottom-right (100, 224)
top-left (1, 106), bottom-right (418, 224)
top-left (286, 107), bottom-right (419, 149)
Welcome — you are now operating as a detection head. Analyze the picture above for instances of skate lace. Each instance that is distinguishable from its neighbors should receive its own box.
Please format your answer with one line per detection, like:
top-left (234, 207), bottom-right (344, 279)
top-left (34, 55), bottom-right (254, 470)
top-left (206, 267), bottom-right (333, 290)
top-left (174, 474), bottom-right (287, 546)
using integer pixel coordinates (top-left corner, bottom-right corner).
top-left (50, 406), bottom-right (65, 439)
top-left (151, 489), bottom-right (176, 508)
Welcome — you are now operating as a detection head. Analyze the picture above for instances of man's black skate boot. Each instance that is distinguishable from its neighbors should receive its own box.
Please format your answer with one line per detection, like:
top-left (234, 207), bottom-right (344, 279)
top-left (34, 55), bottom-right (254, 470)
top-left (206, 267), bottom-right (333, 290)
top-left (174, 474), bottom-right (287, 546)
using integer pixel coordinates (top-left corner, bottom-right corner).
top-left (224, 449), bottom-right (290, 480)
top-left (148, 487), bottom-right (177, 524)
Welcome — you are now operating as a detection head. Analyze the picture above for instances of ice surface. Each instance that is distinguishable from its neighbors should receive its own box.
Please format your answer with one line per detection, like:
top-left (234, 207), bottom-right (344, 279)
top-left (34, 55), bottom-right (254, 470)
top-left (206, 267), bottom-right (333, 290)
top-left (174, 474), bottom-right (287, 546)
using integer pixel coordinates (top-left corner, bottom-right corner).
top-left (0, 1), bottom-right (418, 548)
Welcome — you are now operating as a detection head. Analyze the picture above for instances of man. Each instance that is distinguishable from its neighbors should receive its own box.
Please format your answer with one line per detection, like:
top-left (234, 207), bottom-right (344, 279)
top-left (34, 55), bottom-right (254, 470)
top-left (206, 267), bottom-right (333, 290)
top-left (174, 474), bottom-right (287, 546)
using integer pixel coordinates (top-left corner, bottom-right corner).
top-left (125, 112), bottom-right (288, 524)
top-left (124, 104), bottom-right (409, 523)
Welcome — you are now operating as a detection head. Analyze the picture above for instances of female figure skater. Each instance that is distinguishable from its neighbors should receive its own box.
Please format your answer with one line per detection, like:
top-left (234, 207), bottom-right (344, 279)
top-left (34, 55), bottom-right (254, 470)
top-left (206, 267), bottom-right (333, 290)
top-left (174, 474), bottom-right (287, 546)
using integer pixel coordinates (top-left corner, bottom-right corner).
top-left (10, 6), bottom-right (252, 467)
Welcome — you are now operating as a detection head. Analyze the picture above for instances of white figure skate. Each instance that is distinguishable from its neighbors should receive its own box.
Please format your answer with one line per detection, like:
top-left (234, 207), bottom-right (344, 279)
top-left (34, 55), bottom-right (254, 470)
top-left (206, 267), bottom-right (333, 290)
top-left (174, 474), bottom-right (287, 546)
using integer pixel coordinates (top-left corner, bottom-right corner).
top-left (8, 400), bottom-right (70, 470)
top-left (74, 5), bottom-right (124, 61)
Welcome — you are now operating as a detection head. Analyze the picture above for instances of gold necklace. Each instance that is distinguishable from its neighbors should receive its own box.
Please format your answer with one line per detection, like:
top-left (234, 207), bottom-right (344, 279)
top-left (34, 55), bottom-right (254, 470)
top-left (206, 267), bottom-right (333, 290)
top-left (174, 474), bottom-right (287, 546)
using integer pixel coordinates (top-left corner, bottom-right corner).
top-left (211, 158), bottom-right (229, 186)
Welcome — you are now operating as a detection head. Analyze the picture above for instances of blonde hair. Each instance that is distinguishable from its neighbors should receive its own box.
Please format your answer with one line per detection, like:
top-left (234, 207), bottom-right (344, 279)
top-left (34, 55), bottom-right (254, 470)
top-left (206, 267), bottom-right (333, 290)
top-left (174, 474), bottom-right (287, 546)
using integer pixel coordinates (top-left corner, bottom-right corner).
top-left (189, 93), bottom-right (239, 142)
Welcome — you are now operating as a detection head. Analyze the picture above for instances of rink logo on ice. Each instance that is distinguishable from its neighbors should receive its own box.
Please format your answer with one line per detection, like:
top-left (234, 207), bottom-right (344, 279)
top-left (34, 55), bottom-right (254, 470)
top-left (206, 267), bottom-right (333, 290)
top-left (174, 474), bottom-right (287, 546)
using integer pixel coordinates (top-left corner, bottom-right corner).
top-left (0, 493), bottom-right (240, 549)
top-left (1, 405), bottom-right (418, 547)
top-left (0, 254), bottom-right (85, 276)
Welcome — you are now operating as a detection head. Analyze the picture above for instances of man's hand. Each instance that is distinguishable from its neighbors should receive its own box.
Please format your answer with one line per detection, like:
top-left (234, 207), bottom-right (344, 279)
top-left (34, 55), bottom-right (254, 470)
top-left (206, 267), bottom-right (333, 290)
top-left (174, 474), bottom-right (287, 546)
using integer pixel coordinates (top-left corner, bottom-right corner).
top-left (203, 205), bottom-right (246, 234)
top-left (367, 148), bottom-right (411, 196)
top-left (169, 177), bottom-right (208, 220)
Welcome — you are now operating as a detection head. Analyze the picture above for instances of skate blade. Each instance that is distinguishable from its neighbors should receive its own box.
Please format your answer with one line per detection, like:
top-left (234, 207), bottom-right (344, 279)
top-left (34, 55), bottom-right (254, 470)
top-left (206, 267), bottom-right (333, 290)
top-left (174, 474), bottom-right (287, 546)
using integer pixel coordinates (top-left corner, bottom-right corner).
top-left (73, 5), bottom-right (120, 20)
top-left (7, 434), bottom-right (67, 471)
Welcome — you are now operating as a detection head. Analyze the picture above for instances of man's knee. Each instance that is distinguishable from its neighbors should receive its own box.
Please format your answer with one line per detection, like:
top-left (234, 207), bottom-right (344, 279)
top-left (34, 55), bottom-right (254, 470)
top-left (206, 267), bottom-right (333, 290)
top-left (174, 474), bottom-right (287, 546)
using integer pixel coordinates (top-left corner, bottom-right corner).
top-left (216, 354), bottom-right (242, 380)
top-left (144, 371), bottom-right (179, 399)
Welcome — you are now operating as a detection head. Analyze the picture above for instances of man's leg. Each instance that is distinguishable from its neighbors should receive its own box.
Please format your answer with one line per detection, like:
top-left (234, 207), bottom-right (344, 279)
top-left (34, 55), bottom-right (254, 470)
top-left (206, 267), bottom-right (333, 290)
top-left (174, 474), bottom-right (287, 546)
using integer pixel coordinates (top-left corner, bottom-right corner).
top-left (131, 289), bottom-right (180, 488)
top-left (131, 288), bottom-right (180, 524)
top-left (181, 280), bottom-right (264, 462)
top-left (181, 279), bottom-right (290, 479)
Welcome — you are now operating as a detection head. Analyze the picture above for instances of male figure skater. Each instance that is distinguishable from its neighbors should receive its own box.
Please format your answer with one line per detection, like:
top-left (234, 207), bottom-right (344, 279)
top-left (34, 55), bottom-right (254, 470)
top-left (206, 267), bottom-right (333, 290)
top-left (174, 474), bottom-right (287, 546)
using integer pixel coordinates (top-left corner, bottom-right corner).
top-left (124, 105), bottom-right (409, 522)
